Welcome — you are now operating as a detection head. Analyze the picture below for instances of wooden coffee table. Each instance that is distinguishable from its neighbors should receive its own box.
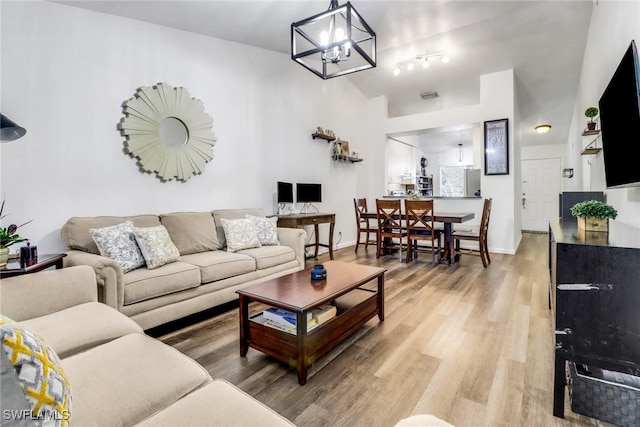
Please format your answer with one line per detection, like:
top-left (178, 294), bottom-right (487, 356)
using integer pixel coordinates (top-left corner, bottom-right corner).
top-left (237, 261), bottom-right (386, 385)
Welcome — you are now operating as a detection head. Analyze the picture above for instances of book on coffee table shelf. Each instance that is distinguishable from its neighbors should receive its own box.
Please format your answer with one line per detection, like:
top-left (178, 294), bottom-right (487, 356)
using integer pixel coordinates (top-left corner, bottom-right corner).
top-left (263, 307), bottom-right (312, 327)
top-left (263, 318), bottom-right (319, 335)
top-left (312, 304), bottom-right (337, 325)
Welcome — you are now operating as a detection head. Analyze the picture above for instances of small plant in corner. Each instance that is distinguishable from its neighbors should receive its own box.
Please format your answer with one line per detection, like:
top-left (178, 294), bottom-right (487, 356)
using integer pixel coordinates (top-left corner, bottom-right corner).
top-left (0, 196), bottom-right (31, 249)
top-left (570, 200), bottom-right (618, 220)
top-left (584, 107), bottom-right (599, 131)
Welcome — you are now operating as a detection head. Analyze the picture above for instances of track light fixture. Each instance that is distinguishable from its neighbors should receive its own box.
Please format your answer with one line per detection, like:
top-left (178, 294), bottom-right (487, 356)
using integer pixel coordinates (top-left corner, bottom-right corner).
top-left (393, 51), bottom-right (449, 76)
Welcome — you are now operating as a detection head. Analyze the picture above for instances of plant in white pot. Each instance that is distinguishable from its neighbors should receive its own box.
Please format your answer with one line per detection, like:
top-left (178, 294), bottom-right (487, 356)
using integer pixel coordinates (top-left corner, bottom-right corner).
top-left (570, 200), bottom-right (617, 232)
top-left (585, 107), bottom-right (599, 131)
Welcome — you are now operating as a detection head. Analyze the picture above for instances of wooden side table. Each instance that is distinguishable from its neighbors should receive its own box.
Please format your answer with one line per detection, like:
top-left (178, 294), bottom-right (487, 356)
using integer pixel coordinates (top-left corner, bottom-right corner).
top-left (277, 213), bottom-right (335, 261)
top-left (0, 253), bottom-right (66, 279)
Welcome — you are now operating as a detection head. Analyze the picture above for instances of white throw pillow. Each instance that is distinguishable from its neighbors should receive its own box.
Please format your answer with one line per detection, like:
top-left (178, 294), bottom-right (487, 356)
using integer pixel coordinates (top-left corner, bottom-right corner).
top-left (220, 217), bottom-right (261, 252)
top-left (245, 215), bottom-right (279, 246)
top-left (133, 225), bottom-right (181, 269)
top-left (89, 220), bottom-right (145, 273)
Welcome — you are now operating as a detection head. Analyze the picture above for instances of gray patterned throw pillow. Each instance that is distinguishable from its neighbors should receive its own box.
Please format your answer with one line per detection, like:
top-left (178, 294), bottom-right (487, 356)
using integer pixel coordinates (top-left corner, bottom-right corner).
top-left (89, 221), bottom-right (145, 273)
top-left (220, 217), bottom-right (261, 252)
top-left (133, 225), bottom-right (181, 269)
top-left (245, 215), bottom-right (279, 246)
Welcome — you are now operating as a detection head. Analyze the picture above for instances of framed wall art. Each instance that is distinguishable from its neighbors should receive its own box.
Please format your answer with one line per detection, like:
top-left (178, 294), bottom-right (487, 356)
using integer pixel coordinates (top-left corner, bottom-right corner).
top-left (484, 118), bottom-right (509, 175)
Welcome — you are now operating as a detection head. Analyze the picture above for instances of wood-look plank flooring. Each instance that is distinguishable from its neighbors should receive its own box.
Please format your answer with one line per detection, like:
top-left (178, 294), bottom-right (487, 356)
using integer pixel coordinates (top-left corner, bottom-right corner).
top-left (154, 234), bottom-right (614, 427)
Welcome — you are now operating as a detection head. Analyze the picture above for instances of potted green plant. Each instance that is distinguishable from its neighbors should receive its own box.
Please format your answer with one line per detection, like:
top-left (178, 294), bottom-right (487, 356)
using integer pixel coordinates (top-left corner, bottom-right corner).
top-left (0, 197), bottom-right (30, 267)
top-left (570, 199), bottom-right (617, 232)
top-left (585, 107), bottom-right (599, 131)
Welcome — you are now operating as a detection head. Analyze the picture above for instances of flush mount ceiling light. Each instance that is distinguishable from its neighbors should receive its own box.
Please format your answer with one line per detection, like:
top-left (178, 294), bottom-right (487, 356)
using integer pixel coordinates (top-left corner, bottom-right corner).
top-left (535, 124), bottom-right (552, 134)
top-left (291, 0), bottom-right (376, 79)
top-left (393, 51), bottom-right (449, 76)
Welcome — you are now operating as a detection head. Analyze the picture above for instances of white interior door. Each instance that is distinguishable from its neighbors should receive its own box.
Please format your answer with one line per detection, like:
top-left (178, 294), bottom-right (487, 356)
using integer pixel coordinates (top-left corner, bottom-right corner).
top-left (521, 158), bottom-right (561, 232)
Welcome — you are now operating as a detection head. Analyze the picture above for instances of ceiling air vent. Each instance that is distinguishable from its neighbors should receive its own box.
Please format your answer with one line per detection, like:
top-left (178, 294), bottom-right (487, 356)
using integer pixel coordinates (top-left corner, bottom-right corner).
top-left (420, 91), bottom-right (439, 100)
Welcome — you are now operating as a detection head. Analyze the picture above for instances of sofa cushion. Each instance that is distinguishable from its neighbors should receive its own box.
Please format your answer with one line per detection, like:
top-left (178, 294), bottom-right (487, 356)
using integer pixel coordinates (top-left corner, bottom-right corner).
top-left (62, 333), bottom-right (210, 427)
top-left (220, 217), bottom-right (261, 253)
top-left (212, 208), bottom-right (265, 249)
top-left (136, 379), bottom-right (295, 426)
top-left (160, 212), bottom-right (221, 254)
top-left (89, 220), bottom-right (146, 273)
top-left (21, 302), bottom-right (143, 359)
top-left (61, 215), bottom-right (161, 255)
top-left (247, 215), bottom-right (280, 246)
top-left (0, 315), bottom-right (72, 425)
top-left (134, 225), bottom-right (181, 269)
top-left (179, 251), bottom-right (256, 284)
top-left (124, 262), bottom-right (201, 305)
top-left (239, 246), bottom-right (296, 270)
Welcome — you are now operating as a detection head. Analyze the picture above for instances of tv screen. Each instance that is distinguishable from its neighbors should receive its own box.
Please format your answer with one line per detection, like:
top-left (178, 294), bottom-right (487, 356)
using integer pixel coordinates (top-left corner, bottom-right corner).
top-left (599, 40), bottom-right (640, 189)
top-left (277, 181), bottom-right (293, 203)
top-left (296, 183), bottom-right (322, 203)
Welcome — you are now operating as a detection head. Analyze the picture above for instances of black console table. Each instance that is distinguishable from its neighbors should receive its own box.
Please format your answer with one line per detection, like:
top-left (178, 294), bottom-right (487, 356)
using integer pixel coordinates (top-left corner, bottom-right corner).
top-left (549, 219), bottom-right (640, 418)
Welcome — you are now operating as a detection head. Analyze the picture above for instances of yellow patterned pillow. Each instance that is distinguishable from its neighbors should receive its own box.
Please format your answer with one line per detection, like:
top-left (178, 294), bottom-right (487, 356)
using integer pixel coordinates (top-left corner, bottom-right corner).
top-left (0, 315), bottom-right (72, 426)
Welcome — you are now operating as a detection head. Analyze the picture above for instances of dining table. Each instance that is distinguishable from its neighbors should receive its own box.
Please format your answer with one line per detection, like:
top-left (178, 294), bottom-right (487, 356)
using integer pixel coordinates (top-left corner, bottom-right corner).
top-left (361, 211), bottom-right (475, 265)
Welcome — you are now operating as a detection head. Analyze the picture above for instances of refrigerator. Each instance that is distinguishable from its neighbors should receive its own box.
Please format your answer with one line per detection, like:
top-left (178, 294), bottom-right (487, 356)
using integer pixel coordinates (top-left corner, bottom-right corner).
top-left (441, 167), bottom-right (481, 197)
top-left (464, 169), bottom-right (481, 197)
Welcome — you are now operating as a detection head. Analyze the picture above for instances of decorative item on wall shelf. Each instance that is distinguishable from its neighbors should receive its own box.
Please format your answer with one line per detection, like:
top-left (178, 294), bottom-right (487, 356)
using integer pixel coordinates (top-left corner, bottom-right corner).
top-left (570, 199), bottom-right (617, 233)
top-left (584, 106), bottom-right (599, 131)
top-left (332, 138), bottom-right (351, 162)
top-left (119, 82), bottom-right (217, 182)
top-left (312, 127), bottom-right (336, 142)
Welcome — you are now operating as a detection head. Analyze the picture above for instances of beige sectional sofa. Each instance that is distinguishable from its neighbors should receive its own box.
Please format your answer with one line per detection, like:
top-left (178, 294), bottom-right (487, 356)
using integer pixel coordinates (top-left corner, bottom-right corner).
top-left (0, 266), bottom-right (294, 426)
top-left (60, 209), bottom-right (306, 329)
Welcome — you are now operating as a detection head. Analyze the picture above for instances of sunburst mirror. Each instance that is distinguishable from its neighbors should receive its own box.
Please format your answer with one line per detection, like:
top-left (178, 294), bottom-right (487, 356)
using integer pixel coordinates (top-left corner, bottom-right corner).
top-left (119, 82), bottom-right (217, 182)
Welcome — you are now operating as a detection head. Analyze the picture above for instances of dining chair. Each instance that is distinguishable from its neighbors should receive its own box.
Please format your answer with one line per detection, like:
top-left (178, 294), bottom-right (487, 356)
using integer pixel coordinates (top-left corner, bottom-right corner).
top-left (375, 199), bottom-right (407, 260)
top-left (353, 198), bottom-right (377, 252)
top-left (404, 199), bottom-right (441, 265)
top-left (453, 198), bottom-right (492, 267)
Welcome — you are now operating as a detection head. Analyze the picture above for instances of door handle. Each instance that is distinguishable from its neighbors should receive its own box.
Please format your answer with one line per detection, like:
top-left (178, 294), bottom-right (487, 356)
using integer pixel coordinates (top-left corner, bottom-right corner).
top-left (522, 196), bottom-right (526, 209)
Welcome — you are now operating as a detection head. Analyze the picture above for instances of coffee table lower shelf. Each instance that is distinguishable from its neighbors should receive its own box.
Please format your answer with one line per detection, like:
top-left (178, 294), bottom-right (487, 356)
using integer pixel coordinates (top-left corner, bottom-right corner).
top-left (244, 288), bottom-right (379, 385)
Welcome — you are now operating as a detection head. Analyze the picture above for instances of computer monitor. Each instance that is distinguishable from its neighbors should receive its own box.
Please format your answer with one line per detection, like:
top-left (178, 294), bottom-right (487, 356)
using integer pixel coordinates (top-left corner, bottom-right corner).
top-left (296, 183), bottom-right (322, 203)
top-left (277, 181), bottom-right (293, 203)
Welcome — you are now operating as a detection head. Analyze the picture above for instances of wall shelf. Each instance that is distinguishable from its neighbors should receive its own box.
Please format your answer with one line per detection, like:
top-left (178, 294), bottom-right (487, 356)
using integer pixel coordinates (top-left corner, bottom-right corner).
top-left (332, 155), bottom-right (364, 163)
top-left (580, 147), bottom-right (602, 155)
top-left (580, 131), bottom-right (602, 155)
top-left (312, 133), bottom-right (336, 142)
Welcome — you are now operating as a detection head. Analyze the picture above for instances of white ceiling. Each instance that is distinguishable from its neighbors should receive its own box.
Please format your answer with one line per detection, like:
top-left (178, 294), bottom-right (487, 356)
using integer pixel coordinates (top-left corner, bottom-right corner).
top-left (55, 0), bottom-right (594, 148)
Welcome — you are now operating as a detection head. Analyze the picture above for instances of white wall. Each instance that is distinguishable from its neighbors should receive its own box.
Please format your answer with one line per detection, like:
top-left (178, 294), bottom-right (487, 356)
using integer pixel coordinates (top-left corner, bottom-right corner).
top-left (382, 70), bottom-right (518, 254)
top-left (568, 1), bottom-right (640, 227)
top-left (0, 2), bottom-right (382, 253)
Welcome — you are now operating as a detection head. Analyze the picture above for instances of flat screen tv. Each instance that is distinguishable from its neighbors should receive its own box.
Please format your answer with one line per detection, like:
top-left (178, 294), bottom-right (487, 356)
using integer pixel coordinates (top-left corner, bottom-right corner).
top-left (599, 39), bottom-right (640, 189)
top-left (277, 181), bottom-right (293, 203)
top-left (296, 183), bottom-right (322, 203)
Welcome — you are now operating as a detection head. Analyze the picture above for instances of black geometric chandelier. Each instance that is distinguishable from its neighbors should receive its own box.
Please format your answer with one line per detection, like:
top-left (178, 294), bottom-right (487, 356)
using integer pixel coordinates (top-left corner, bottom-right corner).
top-left (0, 114), bottom-right (27, 142)
top-left (291, 0), bottom-right (376, 79)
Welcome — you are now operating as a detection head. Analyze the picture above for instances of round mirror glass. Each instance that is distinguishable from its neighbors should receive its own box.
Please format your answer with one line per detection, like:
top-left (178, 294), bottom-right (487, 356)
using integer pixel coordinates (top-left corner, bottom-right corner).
top-left (159, 117), bottom-right (189, 148)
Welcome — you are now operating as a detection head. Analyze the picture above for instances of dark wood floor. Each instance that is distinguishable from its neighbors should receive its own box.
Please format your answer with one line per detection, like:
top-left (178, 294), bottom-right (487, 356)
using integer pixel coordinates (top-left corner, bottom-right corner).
top-left (156, 234), bottom-right (613, 426)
